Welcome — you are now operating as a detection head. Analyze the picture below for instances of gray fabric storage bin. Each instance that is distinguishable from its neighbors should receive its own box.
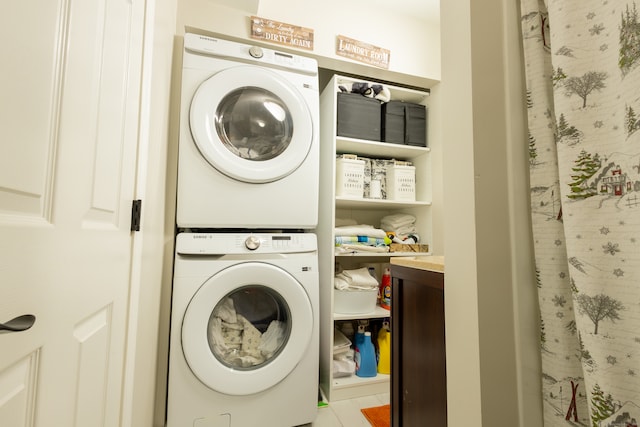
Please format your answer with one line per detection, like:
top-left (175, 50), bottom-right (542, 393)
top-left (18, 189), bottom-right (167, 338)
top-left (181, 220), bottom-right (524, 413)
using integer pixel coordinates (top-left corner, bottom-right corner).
top-left (405, 103), bottom-right (427, 146)
top-left (336, 92), bottom-right (381, 141)
top-left (382, 101), bottom-right (427, 147)
top-left (381, 101), bottom-right (406, 144)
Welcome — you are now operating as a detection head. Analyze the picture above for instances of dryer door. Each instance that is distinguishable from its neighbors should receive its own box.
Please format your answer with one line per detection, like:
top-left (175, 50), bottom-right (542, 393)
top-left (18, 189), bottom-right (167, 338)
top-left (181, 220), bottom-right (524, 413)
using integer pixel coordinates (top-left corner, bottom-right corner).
top-left (189, 65), bottom-right (313, 183)
top-left (181, 261), bottom-right (313, 395)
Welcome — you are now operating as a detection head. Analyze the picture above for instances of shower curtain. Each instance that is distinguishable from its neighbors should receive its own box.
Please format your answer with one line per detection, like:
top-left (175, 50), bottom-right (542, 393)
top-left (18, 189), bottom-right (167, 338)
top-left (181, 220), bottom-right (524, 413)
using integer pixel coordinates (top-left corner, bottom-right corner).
top-left (520, 0), bottom-right (640, 426)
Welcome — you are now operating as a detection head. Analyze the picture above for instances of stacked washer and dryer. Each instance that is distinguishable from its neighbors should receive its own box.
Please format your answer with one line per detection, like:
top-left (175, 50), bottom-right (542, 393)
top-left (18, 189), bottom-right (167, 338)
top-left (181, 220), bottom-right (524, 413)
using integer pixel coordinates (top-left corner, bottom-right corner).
top-left (167, 33), bottom-right (321, 427)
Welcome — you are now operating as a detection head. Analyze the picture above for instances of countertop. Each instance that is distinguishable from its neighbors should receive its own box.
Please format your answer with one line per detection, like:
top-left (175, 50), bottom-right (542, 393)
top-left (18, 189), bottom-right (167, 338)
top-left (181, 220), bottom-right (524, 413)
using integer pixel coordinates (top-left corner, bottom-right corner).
top-left (390, 255), bottom-right (445, 273)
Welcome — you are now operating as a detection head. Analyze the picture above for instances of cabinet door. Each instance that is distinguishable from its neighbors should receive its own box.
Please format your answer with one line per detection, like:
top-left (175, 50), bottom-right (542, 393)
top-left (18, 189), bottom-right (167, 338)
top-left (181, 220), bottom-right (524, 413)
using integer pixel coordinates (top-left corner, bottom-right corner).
top-left (391, 265), bottom-right (446, 427)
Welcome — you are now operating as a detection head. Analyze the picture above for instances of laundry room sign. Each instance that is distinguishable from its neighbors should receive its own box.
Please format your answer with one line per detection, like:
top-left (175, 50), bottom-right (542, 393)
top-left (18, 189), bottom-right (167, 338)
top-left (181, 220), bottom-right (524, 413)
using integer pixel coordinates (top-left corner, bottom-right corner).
top-left (336, 35), bottom-right (390, 69)
top-left (250, 16), bottom-right (314, 51)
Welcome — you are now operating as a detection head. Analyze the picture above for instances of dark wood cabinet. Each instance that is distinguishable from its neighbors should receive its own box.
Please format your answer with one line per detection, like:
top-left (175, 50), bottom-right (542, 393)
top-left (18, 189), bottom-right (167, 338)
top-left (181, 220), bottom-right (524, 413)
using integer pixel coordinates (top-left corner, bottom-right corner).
top-left (390, 261), bottom-right (446, 427)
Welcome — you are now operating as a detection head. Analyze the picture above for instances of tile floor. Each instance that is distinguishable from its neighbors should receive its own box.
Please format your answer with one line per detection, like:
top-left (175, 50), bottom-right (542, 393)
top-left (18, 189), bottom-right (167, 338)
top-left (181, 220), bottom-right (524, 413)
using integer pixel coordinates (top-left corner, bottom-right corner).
top-left (302, 393), bottom-right (390, 427)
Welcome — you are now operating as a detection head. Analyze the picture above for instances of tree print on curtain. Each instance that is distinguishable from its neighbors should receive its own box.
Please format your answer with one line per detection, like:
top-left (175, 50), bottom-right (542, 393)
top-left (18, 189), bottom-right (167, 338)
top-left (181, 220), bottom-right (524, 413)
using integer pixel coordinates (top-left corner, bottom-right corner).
top-left (520, 0), bottom-right (640, 426)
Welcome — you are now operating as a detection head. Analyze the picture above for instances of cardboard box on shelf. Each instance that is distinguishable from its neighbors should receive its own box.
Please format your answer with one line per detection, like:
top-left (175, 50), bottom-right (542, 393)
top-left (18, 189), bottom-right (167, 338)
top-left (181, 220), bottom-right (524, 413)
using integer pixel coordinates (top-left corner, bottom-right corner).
top-left (389, 243), bottom-right (430, 253)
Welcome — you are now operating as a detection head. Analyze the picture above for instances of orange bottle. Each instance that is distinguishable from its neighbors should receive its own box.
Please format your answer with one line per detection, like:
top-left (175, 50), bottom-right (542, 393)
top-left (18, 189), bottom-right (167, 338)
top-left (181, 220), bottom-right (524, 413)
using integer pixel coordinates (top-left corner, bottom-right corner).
top-left (379, 268), bottom-right (391, 310)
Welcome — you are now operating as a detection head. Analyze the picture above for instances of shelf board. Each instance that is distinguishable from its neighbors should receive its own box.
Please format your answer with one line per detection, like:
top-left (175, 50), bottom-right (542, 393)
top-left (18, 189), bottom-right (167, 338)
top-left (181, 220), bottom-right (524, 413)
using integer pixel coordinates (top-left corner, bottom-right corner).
top-left (336, 196), bottom-right (431, 210)
top-left (329, 374), bottom-right (390, 401)
top-left (334, 305), bottom-right (391, 321)
top-left (333, 373), bottom-right (390, 388)
top-left (336, 136), bottom-right (429, 159)
top-left (335, 251), bottom-right (433, 258)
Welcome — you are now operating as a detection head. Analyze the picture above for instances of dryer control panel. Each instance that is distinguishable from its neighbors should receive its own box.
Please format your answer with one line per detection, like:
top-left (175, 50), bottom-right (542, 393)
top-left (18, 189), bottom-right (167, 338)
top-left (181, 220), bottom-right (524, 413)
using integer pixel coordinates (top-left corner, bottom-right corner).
top-left (184, 33), bottom-right (318, 76)
top-left (176, 232), bottom-right (317, 255)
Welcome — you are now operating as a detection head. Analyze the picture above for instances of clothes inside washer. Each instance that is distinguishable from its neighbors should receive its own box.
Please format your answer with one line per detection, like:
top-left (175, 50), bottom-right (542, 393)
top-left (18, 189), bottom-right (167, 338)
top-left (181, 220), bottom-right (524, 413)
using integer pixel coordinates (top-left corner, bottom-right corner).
top-left (207, 297), bottom-right (287, 368)
top-left (258, 320), bottom-right (285, 358)
top-left (213, 297), bottom-right (237, 323)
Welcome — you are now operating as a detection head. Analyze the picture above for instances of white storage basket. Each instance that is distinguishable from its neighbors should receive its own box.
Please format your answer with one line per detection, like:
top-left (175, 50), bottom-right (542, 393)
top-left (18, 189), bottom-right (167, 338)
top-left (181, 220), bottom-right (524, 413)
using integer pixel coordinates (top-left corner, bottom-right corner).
top-left (334, 288), bottom-right (378, 314)
top-left (336, 156), bottom-right (365, 198)
top-left (386, 162), bottom-right (416, 201)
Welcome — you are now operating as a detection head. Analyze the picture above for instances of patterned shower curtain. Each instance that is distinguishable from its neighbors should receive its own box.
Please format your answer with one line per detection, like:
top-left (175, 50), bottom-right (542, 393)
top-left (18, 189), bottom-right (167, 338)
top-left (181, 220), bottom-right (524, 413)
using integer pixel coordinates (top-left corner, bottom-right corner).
top-left (520, 0), bottom-right (640, 426)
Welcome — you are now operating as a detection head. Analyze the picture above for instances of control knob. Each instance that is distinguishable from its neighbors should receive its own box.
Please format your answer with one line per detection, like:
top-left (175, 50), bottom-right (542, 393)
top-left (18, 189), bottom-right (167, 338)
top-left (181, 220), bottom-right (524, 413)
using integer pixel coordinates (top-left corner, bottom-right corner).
top-left (245, 235), bottom-right (261, 250)
top-left (248, 46), bottom-right (263, 58)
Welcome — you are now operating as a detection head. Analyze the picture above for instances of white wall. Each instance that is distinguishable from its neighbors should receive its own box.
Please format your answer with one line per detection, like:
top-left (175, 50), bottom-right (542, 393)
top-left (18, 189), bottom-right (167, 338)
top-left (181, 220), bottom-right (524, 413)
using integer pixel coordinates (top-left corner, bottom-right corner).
top-left (176, 0), bottom-right (440, 83)
top-left (439, 1), bottom-right (484, 424)
top-left (441, 0), bottom-right (542, 426)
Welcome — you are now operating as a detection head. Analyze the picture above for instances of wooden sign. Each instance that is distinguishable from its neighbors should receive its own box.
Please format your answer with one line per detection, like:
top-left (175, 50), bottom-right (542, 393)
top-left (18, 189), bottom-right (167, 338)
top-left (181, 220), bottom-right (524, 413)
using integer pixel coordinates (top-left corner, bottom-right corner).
top-left (250, 16), bottom-right (314, 51)
top-left (336, 35), bottom-right (390, 69)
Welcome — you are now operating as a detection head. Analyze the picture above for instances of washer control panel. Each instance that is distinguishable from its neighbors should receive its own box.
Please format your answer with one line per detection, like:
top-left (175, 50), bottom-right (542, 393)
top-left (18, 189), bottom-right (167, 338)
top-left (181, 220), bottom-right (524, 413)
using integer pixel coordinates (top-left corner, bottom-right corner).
top-left (176, 232), bottom-right (317, 255)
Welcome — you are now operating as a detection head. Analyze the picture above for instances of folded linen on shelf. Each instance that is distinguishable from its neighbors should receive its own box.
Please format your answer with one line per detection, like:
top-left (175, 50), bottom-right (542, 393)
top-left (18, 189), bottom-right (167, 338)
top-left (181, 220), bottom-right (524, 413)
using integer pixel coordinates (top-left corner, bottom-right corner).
top-left (334, 224), bottom-right (387, 239)
top-left (334, 267), bottom-right (379, 290)
top-left (335, 236), bottom-right (388, 246)
top-left (380, 213), bottom-right (416, 228)
top-left (334, 224), bottom-right (390, 254)
top-left (390, 226), bottom-right (419, 240)
top-left (335, 244), bottom-right (390, 255)
top-left (335, 218), bottom-right (358, 227)
top-left (334, 224), bottom-right (388, 239)
top-left (380, 213), bottom-right (418, 240)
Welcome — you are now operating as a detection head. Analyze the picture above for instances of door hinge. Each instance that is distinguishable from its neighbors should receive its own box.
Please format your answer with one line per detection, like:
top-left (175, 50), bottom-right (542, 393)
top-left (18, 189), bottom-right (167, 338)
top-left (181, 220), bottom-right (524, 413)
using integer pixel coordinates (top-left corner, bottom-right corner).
top-left (131, 199), bottom-right (142, 232)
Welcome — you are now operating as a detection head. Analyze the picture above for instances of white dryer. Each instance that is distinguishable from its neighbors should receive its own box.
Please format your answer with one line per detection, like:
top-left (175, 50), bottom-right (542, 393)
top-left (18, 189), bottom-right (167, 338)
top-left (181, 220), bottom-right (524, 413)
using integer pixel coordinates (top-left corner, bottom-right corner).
top-left (167, 232), bottom-right (319, 427)
top-left (177, 33), bottom-right (320, 229)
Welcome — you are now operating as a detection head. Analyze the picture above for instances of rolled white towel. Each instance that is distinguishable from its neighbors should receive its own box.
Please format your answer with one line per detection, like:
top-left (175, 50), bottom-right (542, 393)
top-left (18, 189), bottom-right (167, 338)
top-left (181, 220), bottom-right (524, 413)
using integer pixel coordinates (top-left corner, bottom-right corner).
top-left (341, 267), bottom-right (379, 289)
top-left (381, 213), bottom-right (416, 229)
top-left (334, 275), bottom-right (350, 290)
top-left (391, 224), bottom-right (418, 238)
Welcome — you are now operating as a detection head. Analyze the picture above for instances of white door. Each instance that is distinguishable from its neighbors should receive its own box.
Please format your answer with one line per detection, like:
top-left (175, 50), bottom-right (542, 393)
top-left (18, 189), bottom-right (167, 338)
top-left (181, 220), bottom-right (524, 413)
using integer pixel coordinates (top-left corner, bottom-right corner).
top-left (0, 1), bottom-right (145, 426)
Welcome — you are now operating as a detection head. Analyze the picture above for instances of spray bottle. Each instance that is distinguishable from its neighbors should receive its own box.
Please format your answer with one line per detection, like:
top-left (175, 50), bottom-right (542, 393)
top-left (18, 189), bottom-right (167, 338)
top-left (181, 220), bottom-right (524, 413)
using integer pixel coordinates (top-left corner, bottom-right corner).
top-left (377, 320), bottom-right (391, 374)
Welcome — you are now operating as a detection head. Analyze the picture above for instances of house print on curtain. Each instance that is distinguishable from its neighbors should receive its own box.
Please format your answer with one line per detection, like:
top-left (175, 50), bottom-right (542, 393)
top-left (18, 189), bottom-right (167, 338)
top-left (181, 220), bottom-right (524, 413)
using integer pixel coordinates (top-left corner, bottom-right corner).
top-left (521, 0), bottom-right (640, 426)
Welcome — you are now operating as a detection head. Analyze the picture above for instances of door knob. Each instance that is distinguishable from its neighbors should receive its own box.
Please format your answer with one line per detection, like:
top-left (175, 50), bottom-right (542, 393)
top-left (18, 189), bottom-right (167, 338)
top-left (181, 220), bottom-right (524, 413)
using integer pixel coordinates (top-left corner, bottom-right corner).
top-left (0, 314), bottom-right (36, 333)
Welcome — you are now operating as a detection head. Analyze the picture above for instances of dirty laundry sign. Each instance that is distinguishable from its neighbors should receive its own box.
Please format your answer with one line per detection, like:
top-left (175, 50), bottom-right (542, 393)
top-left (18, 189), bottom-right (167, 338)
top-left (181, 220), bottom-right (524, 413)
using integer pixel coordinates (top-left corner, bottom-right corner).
top-left (336, 35), bottom-right (390, 69)
top-left (250, 16), bottom-right (314, 51)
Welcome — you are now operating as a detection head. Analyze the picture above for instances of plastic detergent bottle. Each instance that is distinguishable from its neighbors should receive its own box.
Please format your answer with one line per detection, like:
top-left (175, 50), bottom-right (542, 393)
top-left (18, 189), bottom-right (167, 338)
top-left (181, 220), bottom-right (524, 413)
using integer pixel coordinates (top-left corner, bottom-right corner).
top-left (355, 332), bottom-right (377, 378)
top-left (377, 322), bottom-right (391, 374)
top-left (379, 268), bottom-right (391, 310)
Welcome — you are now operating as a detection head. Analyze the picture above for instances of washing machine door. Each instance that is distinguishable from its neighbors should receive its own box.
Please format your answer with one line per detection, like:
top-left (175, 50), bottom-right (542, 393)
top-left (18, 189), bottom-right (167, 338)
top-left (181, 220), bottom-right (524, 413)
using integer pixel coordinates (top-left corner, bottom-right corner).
top-left (181, 262), bottom-right (313, 395)
top-left (189, 65), bottom-right (313, 183)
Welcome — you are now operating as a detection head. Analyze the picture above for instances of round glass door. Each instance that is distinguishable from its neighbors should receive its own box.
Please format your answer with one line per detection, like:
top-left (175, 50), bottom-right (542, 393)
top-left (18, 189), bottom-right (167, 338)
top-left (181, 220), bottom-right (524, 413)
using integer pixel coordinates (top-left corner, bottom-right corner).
top-left (181, 262), bottom-right (313, 395)
top-left (207, 285), bottom-right (291, 370)
top-left (214, 87), bottom-right (293, 162)
top-left (189, 65), bottom-right (313, 183)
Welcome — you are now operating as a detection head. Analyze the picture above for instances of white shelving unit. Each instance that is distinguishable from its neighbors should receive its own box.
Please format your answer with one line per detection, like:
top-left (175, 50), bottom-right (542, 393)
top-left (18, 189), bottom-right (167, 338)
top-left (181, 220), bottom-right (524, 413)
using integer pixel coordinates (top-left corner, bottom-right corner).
top-left (318, 74), bottom-right (433, 401)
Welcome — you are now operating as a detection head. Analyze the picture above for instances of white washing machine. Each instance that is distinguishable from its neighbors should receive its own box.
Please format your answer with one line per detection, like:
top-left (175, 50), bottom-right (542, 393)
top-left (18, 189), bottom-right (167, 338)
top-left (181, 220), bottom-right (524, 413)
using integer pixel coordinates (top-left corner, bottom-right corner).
top-left (167, 232), bottom-right (319, 427)
top-left (177, 33), bottom-right (320, 229)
